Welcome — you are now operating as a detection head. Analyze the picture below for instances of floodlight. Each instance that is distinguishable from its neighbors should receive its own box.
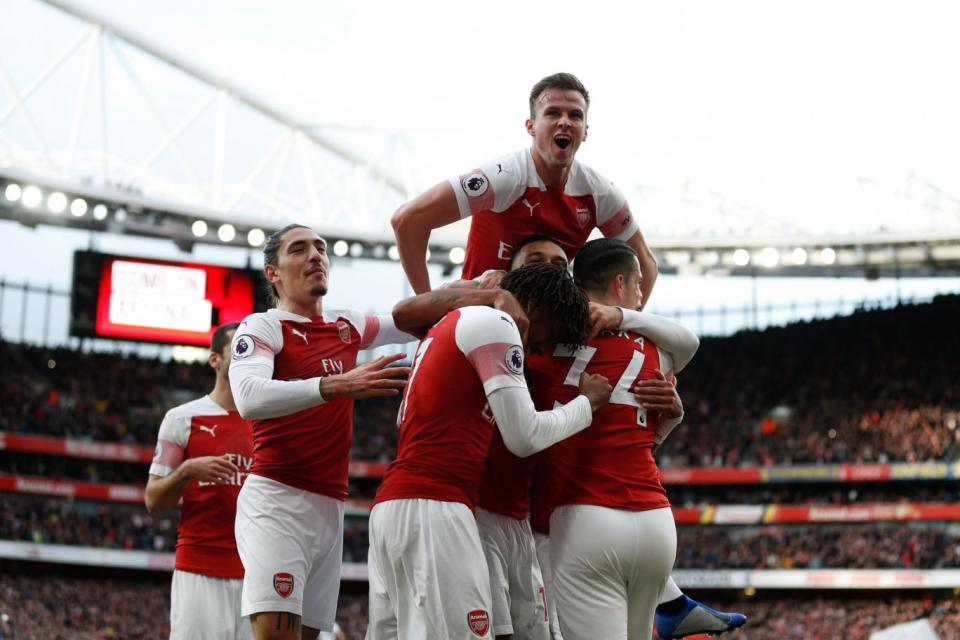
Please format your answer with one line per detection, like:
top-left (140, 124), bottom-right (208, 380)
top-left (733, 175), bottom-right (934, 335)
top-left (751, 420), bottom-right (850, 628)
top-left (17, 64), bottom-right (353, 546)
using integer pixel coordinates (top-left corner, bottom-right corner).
top-left (22, 186), bottom-right (42, 208)
top-left (247, 228), bottom-right (265, 247)
top-left (47, 192), bottom-right (68, 214)
top-left (70, 198), bottom-right (88, 217)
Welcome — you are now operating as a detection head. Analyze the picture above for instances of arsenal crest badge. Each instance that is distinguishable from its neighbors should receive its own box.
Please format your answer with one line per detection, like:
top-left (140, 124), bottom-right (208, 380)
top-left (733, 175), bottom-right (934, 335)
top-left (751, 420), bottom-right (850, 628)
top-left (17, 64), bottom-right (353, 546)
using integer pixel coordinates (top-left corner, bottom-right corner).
top-left (273, 572), bottom-right (294, 598)
top-left (336, 320), bottom-right (351, 344)
top-left (467, 609), bottom-right (489, 637)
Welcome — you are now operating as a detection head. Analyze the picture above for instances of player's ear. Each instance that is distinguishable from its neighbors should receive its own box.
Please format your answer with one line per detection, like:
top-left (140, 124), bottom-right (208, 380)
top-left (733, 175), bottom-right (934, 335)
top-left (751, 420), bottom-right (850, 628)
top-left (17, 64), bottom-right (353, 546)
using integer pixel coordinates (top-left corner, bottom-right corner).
top-left (583, 123), bottom-right (588, 141)
top-left (525, 117), bottom-right (535, 137)
top-left (208, 351), bottom-right (220, 371)
top-left (263, 262), bottom-right (280, 284)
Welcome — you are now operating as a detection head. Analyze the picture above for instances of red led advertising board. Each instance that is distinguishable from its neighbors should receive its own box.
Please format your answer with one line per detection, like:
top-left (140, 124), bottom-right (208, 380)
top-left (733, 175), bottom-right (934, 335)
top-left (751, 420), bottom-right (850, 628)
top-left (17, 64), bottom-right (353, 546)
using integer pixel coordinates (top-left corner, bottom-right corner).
top-left (70, 251), bottom-right (267, 346)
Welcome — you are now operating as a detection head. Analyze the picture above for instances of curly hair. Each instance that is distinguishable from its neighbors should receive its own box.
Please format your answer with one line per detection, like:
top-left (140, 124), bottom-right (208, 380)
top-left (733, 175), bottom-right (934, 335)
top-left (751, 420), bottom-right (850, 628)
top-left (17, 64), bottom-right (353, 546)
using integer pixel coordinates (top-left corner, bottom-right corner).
top-left (501, 262), bottom-right (591, 349)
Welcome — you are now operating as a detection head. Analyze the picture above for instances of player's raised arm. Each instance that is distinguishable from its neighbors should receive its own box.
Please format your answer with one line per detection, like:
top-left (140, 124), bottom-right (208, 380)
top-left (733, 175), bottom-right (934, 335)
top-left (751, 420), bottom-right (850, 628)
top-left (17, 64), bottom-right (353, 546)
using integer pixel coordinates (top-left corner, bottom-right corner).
top-left (391, 181), bottom-right (461, 294)
top-left (625, 229), bottom-right (659, 308)
top-left (392, 287), bottom-right (529, 341)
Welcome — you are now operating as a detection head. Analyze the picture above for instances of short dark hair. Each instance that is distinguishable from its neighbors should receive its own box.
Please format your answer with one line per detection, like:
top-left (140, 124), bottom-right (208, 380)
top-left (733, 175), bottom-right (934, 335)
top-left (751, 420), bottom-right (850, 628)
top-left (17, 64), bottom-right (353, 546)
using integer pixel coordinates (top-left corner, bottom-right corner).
top-left (529, 73), bottom-right (590, 118)
top-left (501, 262), bottom-right (591, 349)
top-left (508, 234), bottom-right (560, 271)
top-left (211, 322), bottom-right (240, 355)
top-left (262, 223), bottom-right (310, 305)
top-left (573, 238), bottom-right (640, 295)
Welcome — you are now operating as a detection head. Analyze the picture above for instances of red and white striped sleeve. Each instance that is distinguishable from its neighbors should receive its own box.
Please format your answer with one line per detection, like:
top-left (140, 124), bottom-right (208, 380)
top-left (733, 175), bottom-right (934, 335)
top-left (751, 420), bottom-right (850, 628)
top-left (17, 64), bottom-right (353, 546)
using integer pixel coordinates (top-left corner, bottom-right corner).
top-left (229, 312), bottom-right (325, 420)
top-left (149, 407), bottom-right (191, 477)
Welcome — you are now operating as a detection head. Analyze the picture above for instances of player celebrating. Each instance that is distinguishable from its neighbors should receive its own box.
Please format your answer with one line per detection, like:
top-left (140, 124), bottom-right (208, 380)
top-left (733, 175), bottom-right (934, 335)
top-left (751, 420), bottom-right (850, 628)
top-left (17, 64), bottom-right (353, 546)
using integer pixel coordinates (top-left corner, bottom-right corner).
top-left (366, 263), bottom-right (612, 640)
top-left (529, 239), bottom-right (730, 639)
top-left (146, 322), bottom-right (253, 640)
top-left (229, 224), bottom-right (413, 640)
top-left (391, 72), bottom-right (657, 298)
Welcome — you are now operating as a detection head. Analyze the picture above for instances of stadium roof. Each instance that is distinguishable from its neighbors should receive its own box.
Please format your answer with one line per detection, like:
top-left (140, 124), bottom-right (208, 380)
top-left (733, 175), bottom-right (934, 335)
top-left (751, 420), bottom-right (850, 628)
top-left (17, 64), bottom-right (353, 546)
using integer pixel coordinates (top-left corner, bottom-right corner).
top-left (1, 0), bottom-right (959, 276)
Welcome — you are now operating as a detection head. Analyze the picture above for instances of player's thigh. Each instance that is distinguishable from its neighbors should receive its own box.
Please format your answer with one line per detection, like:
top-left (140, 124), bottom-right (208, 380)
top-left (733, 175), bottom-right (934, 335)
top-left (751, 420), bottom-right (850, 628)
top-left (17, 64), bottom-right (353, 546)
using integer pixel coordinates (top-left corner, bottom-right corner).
top-left (366, 503), bottom-right (399, 640)
top-left (235, 475), bottom-right (319, 620)
top-left (376, 500), bottom-right (494, 639)
top-left (624, 507), bottom-right (676, 640)
top-left (476, 509), bottom-right (513, 637)
top-left (171, 571), bottom-right (251, 640)
top-left (300, 491), bottom-right (346, 633)
top-left (505, 521), bottom-right (549, 640)
top-left (550, 505), bottom-right (633, 640)
top-left (533, 533), bottom-right (564, 640)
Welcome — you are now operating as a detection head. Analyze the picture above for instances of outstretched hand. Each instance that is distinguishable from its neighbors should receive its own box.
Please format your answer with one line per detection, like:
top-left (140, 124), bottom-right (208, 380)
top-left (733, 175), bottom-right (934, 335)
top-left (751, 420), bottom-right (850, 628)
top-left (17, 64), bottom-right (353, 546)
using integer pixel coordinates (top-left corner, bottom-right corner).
top-left (321, 353), bottom-right (411, 400)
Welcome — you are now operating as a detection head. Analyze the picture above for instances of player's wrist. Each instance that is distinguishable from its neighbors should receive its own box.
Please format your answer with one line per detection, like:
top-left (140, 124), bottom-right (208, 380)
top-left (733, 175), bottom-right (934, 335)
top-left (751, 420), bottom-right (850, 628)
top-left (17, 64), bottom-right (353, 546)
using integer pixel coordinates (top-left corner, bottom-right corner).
top-left (319, 375), bottom-right (344, 400)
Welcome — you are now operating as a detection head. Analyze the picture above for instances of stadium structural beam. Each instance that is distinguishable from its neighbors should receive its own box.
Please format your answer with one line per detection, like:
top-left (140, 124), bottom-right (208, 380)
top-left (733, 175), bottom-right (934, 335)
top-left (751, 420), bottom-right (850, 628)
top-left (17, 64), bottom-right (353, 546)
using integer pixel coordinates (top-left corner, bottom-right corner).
top-left (38, 0), bottom-right (407, 198)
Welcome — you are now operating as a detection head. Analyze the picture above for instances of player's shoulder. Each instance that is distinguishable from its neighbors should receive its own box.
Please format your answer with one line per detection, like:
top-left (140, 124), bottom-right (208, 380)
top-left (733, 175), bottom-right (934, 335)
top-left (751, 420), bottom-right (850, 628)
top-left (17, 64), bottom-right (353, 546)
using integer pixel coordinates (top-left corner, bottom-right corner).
top-left (454, 306), bottom-right (522, 350)
top-left (236, 310), bottom-right (283, 334)
top-left (486, 149), bottom-right (535, 187)
top-left (566, 158), bottom-right (617, 198)
top-left (163, 396), bottom-right (226, 423)
top-left (323, 308), bottom-right (366, 331)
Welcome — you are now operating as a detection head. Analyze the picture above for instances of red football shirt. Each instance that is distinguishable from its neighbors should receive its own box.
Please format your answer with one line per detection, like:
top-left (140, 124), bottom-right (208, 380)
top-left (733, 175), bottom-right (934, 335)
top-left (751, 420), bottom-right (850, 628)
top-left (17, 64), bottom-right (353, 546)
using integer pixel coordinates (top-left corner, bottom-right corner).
top-left (150, 396), bottom-right (253, 578)
top-left (374, 306), bottom-right (528, 510)
top-left (527, 330), bottom-right (673, 514)
top-left (230, 308), bottom-right (391, 499)
top-left (448, 148), bottom-right (639, 279)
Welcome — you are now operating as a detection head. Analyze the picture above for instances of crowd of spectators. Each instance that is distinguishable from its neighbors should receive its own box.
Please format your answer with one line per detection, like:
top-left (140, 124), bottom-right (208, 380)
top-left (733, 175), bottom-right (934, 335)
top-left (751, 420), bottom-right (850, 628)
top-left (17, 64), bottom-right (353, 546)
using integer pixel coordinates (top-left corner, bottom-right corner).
top-left (0, 341), bottom-right (209, 445)
top-left (0, 452), bottom-right (142, 485)
top-left (708, 593), bottom-right (960, 640)
top-left (0, 495), bottom-right (176, 552)
top-left (0, 570), bottom-right (170, 639)
top-left (2, 571), bottom-right (958, 640)
top-left (3, 296), bottom-right (958, 468)
top-left (7, 491), bottom-right (960, 575)
top-left (675, 524), bottom-right (960, 570)
top-left (668, 483), bottom-right (960, 507)
top-left (657, 295), bottom-right (960, 468)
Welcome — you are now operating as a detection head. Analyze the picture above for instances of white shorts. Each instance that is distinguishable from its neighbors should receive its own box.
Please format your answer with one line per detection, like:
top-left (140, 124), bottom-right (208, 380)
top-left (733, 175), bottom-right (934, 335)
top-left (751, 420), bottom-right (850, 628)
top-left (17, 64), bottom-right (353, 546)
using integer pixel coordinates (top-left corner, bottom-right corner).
top-left (533, 533), bottom-right (563, 640)
top-left (235, 474), bottom-right (344, 632)
top-left (170, 570), bottom-right (252, 640)
top-left (367, 499), bottom-right (493, 639)
top-left (550, 505), bottom-right (676, 640)
top-left (476, 508), bottom-right (549, 639)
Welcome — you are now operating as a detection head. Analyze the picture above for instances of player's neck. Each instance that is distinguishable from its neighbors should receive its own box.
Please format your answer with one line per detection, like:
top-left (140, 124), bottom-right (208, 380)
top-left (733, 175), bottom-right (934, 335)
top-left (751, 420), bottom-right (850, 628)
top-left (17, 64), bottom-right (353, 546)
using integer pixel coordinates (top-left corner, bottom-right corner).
top-left (530, 147), bottom-right (571, 190)
top-left (208, 382), bottom-right (237, 413)
top-left (278, 297), bottom-right (324, 319)
top-left (589, 292), bottom-right (621, 308)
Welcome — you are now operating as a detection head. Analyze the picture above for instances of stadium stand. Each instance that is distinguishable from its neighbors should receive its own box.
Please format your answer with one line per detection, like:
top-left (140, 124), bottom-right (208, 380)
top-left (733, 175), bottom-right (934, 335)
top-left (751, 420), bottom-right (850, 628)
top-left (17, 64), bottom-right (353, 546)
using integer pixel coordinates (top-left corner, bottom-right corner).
top-left (2, 296), bottom-right (959, 639)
